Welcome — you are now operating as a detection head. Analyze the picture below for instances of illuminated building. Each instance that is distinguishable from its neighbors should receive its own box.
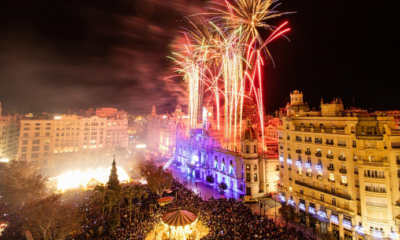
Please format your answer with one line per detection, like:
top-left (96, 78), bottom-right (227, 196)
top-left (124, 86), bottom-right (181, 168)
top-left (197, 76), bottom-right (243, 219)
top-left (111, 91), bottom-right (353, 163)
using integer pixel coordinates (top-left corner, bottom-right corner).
top-left (176, 106), bottom-right (279, 197)
top-left (147, 105), bottom-right (160, 151)
top-left (278, 90), bottom-right (400, 240)
top-left (17, 108), bottom-right (127, 168)
top-left (146, 104), bottom-right (188, 157)
top-left (0, 102), bottom-right (20, 161)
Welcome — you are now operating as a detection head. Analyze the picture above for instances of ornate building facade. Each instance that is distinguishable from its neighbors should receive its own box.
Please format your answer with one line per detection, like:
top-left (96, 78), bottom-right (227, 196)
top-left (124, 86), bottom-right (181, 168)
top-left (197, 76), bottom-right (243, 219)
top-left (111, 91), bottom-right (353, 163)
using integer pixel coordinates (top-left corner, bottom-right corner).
top-left (278, 90), bottom-right (400, 240)
top-left (175, 106), bottom-right (280, 197)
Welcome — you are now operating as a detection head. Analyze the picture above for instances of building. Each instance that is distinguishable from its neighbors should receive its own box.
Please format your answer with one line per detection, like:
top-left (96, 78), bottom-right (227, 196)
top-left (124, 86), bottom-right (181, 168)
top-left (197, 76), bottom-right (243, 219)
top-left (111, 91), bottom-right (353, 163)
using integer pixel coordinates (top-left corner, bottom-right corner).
top-left (17, 108), bottom-right (128, 169)
top-left (278, 90), bottom-right (400, 240)
top-left (147, 105), bottom-right (160, 151)
top-left (0, 102), bottom-right (20, 161)
top-left (176, 106), bottom-right (280, 197)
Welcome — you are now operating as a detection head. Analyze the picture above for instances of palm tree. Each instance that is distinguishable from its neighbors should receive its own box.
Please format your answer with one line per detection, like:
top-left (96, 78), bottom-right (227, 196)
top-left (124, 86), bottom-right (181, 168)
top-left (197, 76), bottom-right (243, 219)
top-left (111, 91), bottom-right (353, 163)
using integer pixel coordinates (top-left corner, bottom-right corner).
top-left (123, 187), bottom-right (136, 223)
top-left (92, 184), bottom-right (107, 216)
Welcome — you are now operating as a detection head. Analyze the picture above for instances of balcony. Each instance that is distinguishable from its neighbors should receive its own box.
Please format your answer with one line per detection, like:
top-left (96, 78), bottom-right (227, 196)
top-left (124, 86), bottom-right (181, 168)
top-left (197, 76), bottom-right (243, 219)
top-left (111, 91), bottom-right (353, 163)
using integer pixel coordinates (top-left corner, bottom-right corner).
top-left (327, 166), bottom-right (334, 171)
top-left (295, 180), bottom-right (351, 200)
top-left (315, 140), bottom-right (323, 144)
top-left (355, 184), bottom-right (359, 188)
top-left (365, 187), bottom-right (387, 193)
top-left (338, 156), bottom-right (346, 161)
top-left (296, 150), bottom-right (302, 154)
top-left (397, 160), bottom-right (400, 165)
top-left (340, 182), bottom-right (348, 187)
top-left (316, 175), bottom-right (323, 181)
top-left (328, 179), bottom-right (335, 183)
top-left (366, 202), bottom-right (388, 207)
top-left (338, 143), bottom-right (347, 147)
top-left (339, 169), bottom-right (347, 174)
top-left (364, 174), bottom-right (385, 179)
top-left (296, 138), bottom-right (302, 142)
top-left (305, 139), bottom-right (312, 143)
top-left (327, 155), bottom-right (334, 159)
top-left (305, 151), bottom-right (311, 155)
top-left (354, 171), bottom-right (358, 175)
top-left (352, 144), bottom-right (356, 148)
top-left (315, 152), bottom-right (322, 157)
top-left (306, 173), bottom-right (313, 177)
top-left (326, 142), bottom-right (334, 145)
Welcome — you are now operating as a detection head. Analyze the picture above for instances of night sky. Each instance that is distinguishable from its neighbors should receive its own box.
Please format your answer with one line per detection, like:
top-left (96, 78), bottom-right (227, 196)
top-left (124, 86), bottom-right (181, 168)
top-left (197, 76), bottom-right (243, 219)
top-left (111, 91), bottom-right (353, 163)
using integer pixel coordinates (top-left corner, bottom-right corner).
top-left (0, 0), bottom-right (399, 114)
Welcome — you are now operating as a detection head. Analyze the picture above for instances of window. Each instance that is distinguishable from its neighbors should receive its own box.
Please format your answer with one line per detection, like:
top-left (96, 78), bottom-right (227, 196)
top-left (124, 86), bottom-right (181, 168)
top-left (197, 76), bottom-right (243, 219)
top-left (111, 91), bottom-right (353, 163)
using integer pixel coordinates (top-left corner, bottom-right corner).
top-left (332, 198), bottom-right (336, 206)
top-left (246, 164), bottom-right (250, 170)
top-left (320, 194), bottom-right (324, 202)
top-left (31, 146), bottom-right (39, 151)
top-left (254, 145), bottom-right (257, 153)
top-left (341, 176), bottom-right (347, 184)
top-left (34, 127), bottom-right (40, 130)
top-left (254, 174), bottom-right (258, 181)
top-left (21, 146), bottom-right (27, 152)
top-left (46, 123), bottom-right (51, 125)
top-left (32, 140), bottom-right (40, 145)
top-left (21, 154), bottom-right (26, 159)
top-left (329, 173), bottom-right (335, 181)
top-left (23, 133), bottom-right (28, 137)
top-left (246, 173), bottom-right (251, 181)
top-left (246, 145), bottom-right (249, 153)
top-left (45, 132), bottom-right (50, 136)
top-left (22, 140), bottom-right (28, 145)
top-left (34, 132), bottom-right (39, 137)
top-left (254, 164), bottom-right (257, 170)
top-left (24, 123), bottom-right (29, 126)
top-left (31, 153), bottom-right (39, 158)
top-left (353, 140), bottom-right (356, 147)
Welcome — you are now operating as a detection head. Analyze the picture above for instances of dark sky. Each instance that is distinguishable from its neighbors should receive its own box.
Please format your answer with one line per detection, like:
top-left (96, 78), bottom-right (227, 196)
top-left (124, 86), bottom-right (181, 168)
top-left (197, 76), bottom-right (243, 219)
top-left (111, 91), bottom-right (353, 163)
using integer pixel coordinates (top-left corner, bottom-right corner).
top-left (0, 0), bottom-right (399, 114)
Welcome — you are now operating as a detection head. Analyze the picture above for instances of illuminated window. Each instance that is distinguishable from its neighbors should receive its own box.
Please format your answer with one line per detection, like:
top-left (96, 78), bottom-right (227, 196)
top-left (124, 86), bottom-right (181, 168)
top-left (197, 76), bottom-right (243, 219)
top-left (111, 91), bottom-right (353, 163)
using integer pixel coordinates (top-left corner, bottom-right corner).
top-left (341, 176), bottom-right (347, 184)
top-left (298, 168), bottom-right (303, 175)
top-left (329, 173), bottom-right (335, 181)
top-left (246, 164), bottom-right (250, 170)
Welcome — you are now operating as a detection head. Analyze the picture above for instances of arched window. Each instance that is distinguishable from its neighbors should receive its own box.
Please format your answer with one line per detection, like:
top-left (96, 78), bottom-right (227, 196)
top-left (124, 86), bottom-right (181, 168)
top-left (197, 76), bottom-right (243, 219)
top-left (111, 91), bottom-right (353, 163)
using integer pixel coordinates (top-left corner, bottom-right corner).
top-left (320, 124), bottom-right (324, 129)
top-left (246, 145), bottom-right (250, 153)
top-left (246, 164), bottom-right (250, 170)
top-left (254, 145), bottom-right (257, 153)
top-left (254, 164), bottom-right (257, 170)
top-left (351, 126), bottom-right (355, 133)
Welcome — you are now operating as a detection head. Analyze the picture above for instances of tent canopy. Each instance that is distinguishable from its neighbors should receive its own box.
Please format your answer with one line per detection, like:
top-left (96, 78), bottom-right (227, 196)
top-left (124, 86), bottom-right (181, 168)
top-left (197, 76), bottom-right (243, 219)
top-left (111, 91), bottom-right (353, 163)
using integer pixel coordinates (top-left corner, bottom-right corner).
top-left (161, 210), bottom-right (197, 227)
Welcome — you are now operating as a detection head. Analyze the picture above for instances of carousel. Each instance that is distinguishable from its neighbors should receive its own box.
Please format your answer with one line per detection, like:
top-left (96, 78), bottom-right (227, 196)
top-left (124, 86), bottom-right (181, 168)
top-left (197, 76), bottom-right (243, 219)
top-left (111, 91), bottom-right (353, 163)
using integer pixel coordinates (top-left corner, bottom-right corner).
top-left (161, 210), bottom-right (198, 240)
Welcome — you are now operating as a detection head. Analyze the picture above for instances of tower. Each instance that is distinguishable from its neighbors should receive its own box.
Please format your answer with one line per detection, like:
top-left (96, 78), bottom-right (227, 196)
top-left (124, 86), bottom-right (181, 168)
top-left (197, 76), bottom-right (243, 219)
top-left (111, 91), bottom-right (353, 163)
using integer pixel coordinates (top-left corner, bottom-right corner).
top-left (107, 156), bottom-right (120, 189)
top-left (151, 105), bottom-right (156, 116)
top-left (241, 117), bottom-right (260, 196)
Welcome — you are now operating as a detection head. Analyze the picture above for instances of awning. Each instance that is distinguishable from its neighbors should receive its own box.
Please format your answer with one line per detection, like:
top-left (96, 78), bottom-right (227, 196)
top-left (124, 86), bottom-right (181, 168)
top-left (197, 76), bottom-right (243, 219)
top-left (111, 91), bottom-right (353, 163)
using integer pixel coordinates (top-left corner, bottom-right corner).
top-left (157, 197), bottom-right (174, 203)
top-left (162, 210), bottom-right (197, 227)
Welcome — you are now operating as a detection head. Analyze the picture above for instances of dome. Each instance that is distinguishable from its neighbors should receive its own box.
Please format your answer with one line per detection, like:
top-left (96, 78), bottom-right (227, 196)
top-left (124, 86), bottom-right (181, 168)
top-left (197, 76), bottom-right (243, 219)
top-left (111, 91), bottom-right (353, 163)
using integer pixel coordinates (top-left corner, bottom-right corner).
top-left (176, 121), bottom-right (186, 130)
top-left (242, 117), bottom-right (257, 141)
top-left (175, 103), bottom-right (182, 110)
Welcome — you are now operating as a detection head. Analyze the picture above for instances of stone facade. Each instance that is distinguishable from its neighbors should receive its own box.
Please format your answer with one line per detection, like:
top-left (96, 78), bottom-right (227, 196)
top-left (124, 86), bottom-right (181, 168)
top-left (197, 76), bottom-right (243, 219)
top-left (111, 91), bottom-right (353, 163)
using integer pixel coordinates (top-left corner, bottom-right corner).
top-left (278, 91), bottom-right (400, 240)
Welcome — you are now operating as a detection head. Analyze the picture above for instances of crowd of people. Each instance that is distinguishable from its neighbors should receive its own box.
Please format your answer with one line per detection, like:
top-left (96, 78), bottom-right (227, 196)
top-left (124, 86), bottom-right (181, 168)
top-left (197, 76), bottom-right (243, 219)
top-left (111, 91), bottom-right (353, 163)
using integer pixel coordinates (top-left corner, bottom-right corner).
top-left (1, 177), bottom-right (307, 240)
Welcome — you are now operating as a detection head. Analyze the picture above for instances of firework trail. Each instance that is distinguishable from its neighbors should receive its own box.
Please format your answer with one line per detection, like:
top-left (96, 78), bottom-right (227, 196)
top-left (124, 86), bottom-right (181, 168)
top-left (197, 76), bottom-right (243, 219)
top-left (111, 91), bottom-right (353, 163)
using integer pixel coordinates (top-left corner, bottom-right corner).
top-left (169, 0), bottom-right (293, 152)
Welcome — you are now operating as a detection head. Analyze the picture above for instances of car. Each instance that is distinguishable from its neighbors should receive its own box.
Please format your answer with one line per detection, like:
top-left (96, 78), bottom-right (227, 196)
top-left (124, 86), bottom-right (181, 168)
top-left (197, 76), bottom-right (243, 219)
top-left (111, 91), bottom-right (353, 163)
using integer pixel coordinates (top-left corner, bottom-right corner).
top-left (243, 196), bottom-right (258, 204)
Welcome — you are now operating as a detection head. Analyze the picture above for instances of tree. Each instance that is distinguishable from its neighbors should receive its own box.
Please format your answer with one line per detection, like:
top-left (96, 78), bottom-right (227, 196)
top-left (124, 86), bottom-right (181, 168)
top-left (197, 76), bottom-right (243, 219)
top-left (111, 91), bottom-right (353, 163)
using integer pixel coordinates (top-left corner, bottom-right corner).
top-left (21, 194), bottom-right (83, 240)
top-left (107, 158), bottom-right (120, 190)
top-left (123, 185), bottom-right (148, 223)
top-left (318, 231), bottom-right (336, 240)
top-left (278, 203), bottom-right (297, 227)
top-left (92, 184), bottom-right (107, 216)
top-left (141, 161), bottom-right (173, 197)
top-left (0, 161), bottom-right (47, 212)
top-left (308, 213), bottom-right (318, 237)
top-left (206, 175), bottom-right (214, 184)
top-left (218, 182), bottom-right (228, 192)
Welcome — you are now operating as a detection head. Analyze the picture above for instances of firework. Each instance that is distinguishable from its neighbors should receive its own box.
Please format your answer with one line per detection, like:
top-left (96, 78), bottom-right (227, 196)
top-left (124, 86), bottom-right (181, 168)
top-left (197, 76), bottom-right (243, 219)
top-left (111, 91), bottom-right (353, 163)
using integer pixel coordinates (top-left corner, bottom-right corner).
top-left (169, 0), bottom-right (292, 152)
